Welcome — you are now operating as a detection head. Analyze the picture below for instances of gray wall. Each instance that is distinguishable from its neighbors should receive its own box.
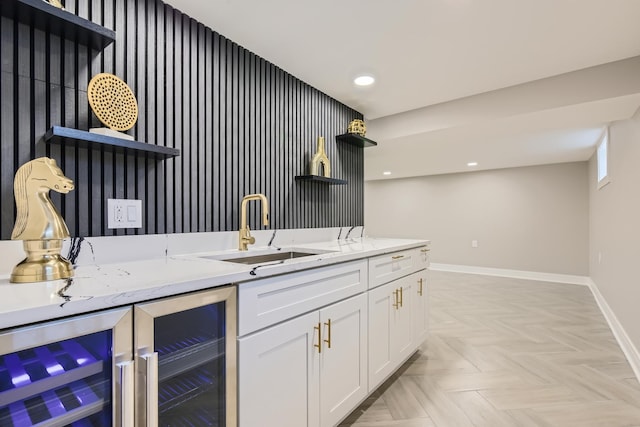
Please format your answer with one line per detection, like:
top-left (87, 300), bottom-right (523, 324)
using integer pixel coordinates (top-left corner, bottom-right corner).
top-left (589, 112), bottom-right (640, 353)
top-left (365, 162), bottom-right (589, 275)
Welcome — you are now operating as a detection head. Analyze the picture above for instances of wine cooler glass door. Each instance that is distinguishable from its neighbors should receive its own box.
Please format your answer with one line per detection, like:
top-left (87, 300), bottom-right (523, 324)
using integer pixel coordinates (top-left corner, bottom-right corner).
top-left (0, 308), bottom-right (133, 427)
top-left (135, 286), bottom-right (237, 427)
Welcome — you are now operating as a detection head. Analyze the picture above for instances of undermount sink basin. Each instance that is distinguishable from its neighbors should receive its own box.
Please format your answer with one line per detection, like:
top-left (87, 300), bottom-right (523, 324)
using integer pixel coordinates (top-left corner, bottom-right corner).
top-left (200, 249), bottom-right (330, 265)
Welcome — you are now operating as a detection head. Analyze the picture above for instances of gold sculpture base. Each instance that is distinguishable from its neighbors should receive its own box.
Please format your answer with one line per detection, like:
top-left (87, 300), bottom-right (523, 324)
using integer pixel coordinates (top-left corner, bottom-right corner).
top-left (10, 240), bottom-right (74, 283)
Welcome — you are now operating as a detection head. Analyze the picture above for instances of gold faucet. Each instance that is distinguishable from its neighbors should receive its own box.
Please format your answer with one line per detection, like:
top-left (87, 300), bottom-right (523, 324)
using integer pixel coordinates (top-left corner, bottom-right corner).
top-left (239, 194), bottom-right (269, 251)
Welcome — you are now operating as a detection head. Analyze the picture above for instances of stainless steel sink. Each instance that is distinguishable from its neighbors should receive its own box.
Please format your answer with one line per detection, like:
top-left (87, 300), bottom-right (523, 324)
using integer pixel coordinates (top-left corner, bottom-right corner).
top-left (199, 249), bottom-right (330, 265)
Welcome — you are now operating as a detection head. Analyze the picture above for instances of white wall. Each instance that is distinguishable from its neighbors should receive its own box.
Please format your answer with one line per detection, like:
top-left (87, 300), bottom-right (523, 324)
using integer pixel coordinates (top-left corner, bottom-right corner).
top-left (589, 112), bottom-right (640, 354)
top-left (365, 162), bottom-right (589, 275)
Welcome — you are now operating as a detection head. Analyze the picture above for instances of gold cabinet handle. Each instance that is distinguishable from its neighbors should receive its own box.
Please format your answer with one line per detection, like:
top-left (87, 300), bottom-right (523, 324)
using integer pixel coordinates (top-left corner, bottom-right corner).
top-left (324, 318), bottom-right (332, 349)
top-left (392, 289), bottom-right (400, 310)
top-left (418, 278), bottom-right (423, 296)
top-left (398, 286), bottom-right (403, 308)
top-left (314, 322), bottom-right (322, 353)
top-left (421, 249), bottom-right (430, 253)
top-left (392, 255), bottom-right (404, 260)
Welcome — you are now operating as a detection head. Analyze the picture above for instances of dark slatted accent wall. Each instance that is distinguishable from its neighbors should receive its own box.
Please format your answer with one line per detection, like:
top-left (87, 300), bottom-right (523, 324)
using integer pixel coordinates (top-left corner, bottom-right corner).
top-left (0, 0), bottom-right (364, 239)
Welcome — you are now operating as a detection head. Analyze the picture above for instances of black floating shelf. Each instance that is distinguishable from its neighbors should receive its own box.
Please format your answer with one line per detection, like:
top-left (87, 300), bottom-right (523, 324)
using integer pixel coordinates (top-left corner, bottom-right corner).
top-left (0, 0), bottom-right (116, 50)
top-left (335, 133), bottom-right (377, 148)
top-left (45, 126), bottom-right (180, 159)
top-left (295, 175), bottom-right (347, 185)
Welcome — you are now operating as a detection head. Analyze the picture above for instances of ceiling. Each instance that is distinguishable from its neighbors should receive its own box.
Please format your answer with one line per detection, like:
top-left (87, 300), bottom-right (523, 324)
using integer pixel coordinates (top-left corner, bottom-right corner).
top-left (166, 0), bottom-right (640, 180)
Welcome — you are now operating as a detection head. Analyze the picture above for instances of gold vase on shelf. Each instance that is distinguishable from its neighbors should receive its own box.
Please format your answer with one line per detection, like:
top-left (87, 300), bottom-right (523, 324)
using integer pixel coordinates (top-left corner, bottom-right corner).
top-left (310, 136), bottom-right (331, 178)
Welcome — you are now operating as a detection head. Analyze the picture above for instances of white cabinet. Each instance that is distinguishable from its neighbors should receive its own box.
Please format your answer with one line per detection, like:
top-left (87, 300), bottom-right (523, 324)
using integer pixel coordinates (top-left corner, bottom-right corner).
top-left (411, 270), bottom-right (429, 346)
top-left (239, 293), bottom-right (367, 427)
top-left (416, 246), bottom-right (431, 270)
top-left (367, 245), bottom-right (430, 392)
top-left (238, 260), bottom-right (367, 335)
top-left (238, 245), bottom-right (430, 427)
top-left (238, 311), bottom-right (320, 427)
top-left (319, 294), bottom-right (368, 427)
top-left (367, 276), bottom-right (414, 391)
top-left (368, 249), bottom-right (418, 289)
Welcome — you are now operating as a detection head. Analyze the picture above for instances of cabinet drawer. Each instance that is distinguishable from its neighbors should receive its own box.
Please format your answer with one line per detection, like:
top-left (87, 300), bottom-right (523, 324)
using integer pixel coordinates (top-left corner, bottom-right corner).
top-left (415, 246), bottom-right (431, 270)
top-left (238, 260), bottom-right (368, 336)
top-left (369, 248), bottom-right (422, 289)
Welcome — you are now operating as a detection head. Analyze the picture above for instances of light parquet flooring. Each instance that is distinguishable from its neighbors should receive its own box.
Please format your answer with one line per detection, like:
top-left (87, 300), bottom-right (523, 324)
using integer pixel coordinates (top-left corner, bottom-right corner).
top-left (340, 271), bottom-right (640, 427)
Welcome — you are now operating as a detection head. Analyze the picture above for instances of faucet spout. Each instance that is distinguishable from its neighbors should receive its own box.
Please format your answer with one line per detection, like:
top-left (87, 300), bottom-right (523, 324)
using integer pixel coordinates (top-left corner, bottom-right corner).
top-left (239, 193), bottom-right (269, 251)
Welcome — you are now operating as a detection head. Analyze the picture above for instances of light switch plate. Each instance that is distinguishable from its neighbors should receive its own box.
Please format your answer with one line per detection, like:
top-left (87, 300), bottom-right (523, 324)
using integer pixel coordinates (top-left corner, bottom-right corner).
top-left (108, 199), bottom-right (142, 229)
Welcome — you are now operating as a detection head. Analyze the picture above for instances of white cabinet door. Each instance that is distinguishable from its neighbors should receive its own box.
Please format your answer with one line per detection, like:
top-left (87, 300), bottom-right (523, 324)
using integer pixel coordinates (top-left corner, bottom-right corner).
top-left (368, 277), bottom-right (416, 392)
top-left (319, 294), bottom-right (368, 427)
top-left (392, 276), bottom-right (414, 364)
top-left (411, 270), bottom-right (429, 347)
top-left (238, 311), bottom-right (320, 427)
top-left (367, 281), bottom-right (395, 391)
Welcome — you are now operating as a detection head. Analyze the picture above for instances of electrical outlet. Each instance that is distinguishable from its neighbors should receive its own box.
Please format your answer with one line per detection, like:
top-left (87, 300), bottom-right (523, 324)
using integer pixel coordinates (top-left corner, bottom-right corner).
top-left (471, 240), bottom-right (478, 248)
top-left (108, 199), bottom-right (142, 229)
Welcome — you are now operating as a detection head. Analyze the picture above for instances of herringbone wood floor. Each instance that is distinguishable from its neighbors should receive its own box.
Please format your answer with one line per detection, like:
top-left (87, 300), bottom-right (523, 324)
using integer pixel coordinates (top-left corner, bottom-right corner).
top-left (340, 271), bottom-right (640, 427)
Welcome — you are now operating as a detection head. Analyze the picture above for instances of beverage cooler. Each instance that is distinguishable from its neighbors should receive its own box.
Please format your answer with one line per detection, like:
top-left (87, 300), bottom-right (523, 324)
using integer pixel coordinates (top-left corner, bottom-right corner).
top-left (0, 308), bottom-right (132, 426)
top-left (134, 286), bottom-right (237, 427)
top-left (0, 286), bottom-right (237, 427)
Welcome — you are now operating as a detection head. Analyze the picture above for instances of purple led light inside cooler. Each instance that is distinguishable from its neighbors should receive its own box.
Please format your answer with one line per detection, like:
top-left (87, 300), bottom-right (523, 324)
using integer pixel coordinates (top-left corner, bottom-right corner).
top-left (70, 382), bottom-right (99, 406)
top-left (42, 390), bottom-right (66, 418)
top-left (60, 341), bottom-right (97, 367)
top-left (4, 354), bottom-right (31, 387)
top-left (9, 401), bottom-right (30, 426)
top-left (35, 346), bottom-right (65, 376)
top-left (44, 363), bottom-right (64, 376)
top-left (10, 373), bottom-right (30, 387)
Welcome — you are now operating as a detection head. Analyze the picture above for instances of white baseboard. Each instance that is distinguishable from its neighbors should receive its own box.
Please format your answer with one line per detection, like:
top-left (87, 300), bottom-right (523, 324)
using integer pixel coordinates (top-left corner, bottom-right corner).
top-left (587, 278), bottom-right (640, 383)
top-left (429, 263), bottom-right (590, 286)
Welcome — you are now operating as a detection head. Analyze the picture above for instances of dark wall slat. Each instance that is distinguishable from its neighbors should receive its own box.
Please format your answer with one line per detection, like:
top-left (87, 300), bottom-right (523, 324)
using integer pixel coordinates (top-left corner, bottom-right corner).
top-left (0, 0), bottom-right (364, 240)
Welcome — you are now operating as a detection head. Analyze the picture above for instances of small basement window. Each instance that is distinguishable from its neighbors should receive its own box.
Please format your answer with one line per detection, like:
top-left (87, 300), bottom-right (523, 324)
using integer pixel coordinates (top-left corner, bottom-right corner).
top-left (597, 129), bottom-right (610, 189)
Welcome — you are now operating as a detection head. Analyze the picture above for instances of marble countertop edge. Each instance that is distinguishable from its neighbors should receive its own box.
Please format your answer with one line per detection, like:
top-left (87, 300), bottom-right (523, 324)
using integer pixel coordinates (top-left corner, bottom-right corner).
top-left (0, 237), bottom-right (430, 330)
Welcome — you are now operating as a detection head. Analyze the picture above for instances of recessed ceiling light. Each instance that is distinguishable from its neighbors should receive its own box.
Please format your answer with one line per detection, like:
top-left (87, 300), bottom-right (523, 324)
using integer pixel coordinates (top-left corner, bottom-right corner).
top-left (354, 75), bottom-right (375, 86)
top-left (467, 162), bottom-right (478, 167)
top-left (383, 171), bottom-right (392, 175)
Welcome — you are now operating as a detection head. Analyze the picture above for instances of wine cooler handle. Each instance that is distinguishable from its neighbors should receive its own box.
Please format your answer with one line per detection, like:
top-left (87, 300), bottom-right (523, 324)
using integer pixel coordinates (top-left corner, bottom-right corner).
top-left (144, 352), bottom-right (159, 427)
top-left (117, 361), bottom-right (135, 427)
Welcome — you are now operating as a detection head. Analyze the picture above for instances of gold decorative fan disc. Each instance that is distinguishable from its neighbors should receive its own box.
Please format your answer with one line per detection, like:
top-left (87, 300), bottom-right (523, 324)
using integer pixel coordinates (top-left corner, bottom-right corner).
top-left (87, 73), bottom-right (138, 131)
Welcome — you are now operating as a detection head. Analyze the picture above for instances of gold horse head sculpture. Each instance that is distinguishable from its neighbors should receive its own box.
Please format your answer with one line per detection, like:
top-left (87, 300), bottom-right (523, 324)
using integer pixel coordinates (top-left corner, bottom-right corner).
top-left (12, 157), bottom-right (74, 241)
top-left (10, 157), bottom-right (75, 283)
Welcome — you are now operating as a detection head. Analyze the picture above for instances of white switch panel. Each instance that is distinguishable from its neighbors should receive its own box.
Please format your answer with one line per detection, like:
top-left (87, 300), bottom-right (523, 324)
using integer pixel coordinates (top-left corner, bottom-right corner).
top-left (108, 199), bottom-right (142, 229)
top-left (471, 240), bottom-right (478, 248)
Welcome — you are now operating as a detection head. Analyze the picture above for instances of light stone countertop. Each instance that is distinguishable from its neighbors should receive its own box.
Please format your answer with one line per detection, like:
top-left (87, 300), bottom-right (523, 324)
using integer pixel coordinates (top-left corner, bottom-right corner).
top-left (0, 233), bottom-right (428, 330)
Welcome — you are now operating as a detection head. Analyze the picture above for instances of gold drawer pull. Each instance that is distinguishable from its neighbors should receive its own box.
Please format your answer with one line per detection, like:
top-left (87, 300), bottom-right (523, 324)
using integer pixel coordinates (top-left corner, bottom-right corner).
top-left (421, 249), bottom-right (430, 253)
top-left (392, 255), bottom-right (404, 260)
top-left (324, 318), bottom-right (332, 349)
top-left (314, 322), bottom-right (322, 353)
